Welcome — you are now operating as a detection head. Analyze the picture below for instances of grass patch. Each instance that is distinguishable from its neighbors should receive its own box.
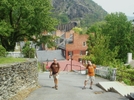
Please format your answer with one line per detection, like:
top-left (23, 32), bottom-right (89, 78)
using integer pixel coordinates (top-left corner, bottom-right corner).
top-left (0, 57), bottom-right (27, 64)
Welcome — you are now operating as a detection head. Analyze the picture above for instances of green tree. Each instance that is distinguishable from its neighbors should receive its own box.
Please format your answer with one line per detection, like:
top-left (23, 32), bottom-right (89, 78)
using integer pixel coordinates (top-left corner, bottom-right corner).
top-left (57, 14), bottom-right (69, 24)
top-left (0, 45), bottom-right (6, 57)
top-left (85, 22), bottom-right (119, 65)
top-left (86, 32), bottom-right (118, 65)
top-left (86, 21), bottom-right (105, 34)
top-left (72, 27), bottom-right (83, 34)
top-left (36, 34), bottom-right (59, 50)
top-left (102, 12), bottom-right (134, 62)
top-left (0, 0), bottom-right (57, 51)
top-left (21, 41), bottom-right (35, 58)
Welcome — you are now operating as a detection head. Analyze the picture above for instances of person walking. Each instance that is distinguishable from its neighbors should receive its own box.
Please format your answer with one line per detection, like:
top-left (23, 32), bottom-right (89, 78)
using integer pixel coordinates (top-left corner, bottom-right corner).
top-left (49, 58), bottom-right (60, 90)
top-left (82, 60), bottom-right (96, 90)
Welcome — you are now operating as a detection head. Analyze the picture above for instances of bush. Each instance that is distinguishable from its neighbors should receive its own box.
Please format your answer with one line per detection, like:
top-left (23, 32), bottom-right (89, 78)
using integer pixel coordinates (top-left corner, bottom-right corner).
top-left (126, 65), bottom-right (131, 69)
top-left (123, 79), bottom-right (131, 85)
top-left (0, 45), bottom-right (6, 57)
top-left (37, 62), bottom-right (47, 72)
top-left (116, 69), bottom-right (134, 85)
top-left (21, 42), bottom-right (35, 58)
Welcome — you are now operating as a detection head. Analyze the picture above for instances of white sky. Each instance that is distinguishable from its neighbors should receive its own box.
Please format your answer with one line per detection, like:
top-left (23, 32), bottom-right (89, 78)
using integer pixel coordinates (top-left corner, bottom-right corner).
top-left (92, 0), bottom-right (134, 16)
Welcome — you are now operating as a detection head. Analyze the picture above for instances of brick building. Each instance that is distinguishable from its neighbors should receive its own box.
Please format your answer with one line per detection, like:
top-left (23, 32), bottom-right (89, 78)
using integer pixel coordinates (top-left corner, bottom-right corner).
top-left (38, 22), bottom-right (89, 62)
top-left (55, 30), bottom-right (88, 62)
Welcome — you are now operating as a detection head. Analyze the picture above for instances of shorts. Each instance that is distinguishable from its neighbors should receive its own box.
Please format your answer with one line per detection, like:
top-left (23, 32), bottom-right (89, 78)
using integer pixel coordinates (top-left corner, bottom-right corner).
top-left (85, 75), bottom-right (95, 82)
top-left (53, 74), bottom-right (59, 79)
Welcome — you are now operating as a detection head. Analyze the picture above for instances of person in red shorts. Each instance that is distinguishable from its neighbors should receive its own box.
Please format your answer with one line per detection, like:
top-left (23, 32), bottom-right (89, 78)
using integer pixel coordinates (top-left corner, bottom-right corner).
top-left (49, 58), bottom-right (60, 90)
top-left (82, 60), bottom-right (96, 90)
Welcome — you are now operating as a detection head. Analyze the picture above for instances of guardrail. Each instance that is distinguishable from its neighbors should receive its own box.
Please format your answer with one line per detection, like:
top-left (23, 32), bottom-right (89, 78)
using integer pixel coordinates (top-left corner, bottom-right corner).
top-left (63, 64), bottom-right (84, 74)
top-left (7, 52), bottom-right (24, 58)
top-left (63, 64), bottom-right (117, 81)
top-left (95, 65), bottom-right (117, 81)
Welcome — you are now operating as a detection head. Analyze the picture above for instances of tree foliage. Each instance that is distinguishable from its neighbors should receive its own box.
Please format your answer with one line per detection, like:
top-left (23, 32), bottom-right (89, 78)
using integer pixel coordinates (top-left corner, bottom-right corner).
top-left (86, 12), bottom-right (134, 64)
top-left (86, 32), bottom-right (118, 65)
top-left (21, 41), bottom-right (35, 58)
top-left (54, 13), bottom-right (69, 24)
top-left (86, 21), bottom-right (105, 34)
top-left (0, 0), bottom-right (57, 51)
top-left (0, 45), bottom-right (6, 57)
top-left (72, 27), bottom-right (83, 34)
top-left (36, 34), bottom-right (59, 50)
top-left (102, 12), bottom-right (134, 62)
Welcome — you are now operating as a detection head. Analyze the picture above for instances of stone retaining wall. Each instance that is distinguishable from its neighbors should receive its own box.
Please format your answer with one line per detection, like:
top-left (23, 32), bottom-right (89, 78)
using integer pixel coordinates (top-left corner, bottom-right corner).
top-left (0, 59), bottom-right (38, 100)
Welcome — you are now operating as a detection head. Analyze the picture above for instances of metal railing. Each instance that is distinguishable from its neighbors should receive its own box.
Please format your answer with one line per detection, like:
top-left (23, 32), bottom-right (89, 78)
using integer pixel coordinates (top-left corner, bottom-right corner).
top-left (63, 64), bottom-right (117, 81)
top-left (95, 65), bottom-right (117, 81)
top-left (63, 64), bottom-right (84, 74)
top-left (7, 52), bottom-right (24, 58)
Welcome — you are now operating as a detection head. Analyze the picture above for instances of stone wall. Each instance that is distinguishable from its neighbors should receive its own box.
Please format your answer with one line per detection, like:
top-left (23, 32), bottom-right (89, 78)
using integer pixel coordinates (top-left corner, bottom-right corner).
top-left (0, 59), bottom-right (38, 100)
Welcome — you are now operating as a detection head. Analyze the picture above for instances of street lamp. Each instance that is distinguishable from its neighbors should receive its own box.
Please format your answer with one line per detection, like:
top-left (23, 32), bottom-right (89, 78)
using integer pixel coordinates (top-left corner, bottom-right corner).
top-left (69, 54), bottom-right (73, 71)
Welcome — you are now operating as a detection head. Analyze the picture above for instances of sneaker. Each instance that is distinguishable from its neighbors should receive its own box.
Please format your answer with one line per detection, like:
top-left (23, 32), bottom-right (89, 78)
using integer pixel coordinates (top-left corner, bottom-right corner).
top-left (82, 87), bottom-right (86, 89)
top-left (52, 86), bottom-right (55, 88)
top-left (55, 85), bottom-right (58, 90)
top-left (55, 87), bottom-right (58, 90)
top-left (89, 87), bottom-right (93, 90)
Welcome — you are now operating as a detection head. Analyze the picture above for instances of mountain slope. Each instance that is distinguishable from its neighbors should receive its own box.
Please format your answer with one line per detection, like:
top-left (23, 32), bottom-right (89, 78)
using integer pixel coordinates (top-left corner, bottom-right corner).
top-left (51, 0), bottom-right (108, 27)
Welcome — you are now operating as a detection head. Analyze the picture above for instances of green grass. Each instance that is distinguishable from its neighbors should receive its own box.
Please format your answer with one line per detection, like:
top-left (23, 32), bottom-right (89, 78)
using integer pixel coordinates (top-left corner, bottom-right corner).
top-left (0, 57), bottom-right (27, 64)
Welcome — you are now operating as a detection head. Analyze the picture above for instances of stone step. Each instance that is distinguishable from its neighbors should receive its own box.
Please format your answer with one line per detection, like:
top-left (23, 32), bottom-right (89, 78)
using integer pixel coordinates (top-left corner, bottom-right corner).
top-left (97, 81), bottom-right (134, 97)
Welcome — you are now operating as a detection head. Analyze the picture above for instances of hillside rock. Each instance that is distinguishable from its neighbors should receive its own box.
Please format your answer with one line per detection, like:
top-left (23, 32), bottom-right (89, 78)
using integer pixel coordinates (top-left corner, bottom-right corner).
top-left (52, 0), bottom-right (108, 26)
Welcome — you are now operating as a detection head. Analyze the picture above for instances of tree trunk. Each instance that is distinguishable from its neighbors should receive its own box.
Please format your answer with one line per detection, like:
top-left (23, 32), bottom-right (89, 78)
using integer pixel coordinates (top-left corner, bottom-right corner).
top-left (1, 38), bottom-right (15, 51)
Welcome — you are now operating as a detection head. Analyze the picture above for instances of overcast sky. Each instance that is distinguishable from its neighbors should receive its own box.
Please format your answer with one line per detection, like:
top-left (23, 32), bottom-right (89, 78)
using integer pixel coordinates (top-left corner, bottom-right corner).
top-left (92, 0), bottom-right (134, 16)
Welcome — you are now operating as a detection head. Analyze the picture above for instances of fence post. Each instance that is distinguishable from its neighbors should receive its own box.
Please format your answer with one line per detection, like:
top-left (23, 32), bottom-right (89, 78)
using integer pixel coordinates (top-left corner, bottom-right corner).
top-left (111, 68), bottom-right (117, 81)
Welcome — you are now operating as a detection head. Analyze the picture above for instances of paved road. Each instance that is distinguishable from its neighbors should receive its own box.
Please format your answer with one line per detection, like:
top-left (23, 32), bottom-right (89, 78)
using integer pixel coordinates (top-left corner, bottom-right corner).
top-left (25, 72), bottom-right (129, 100)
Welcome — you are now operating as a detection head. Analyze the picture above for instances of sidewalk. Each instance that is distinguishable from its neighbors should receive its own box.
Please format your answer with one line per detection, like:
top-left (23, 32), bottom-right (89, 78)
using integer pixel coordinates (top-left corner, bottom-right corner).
top-left (25, 72), bottom-right (129, 100)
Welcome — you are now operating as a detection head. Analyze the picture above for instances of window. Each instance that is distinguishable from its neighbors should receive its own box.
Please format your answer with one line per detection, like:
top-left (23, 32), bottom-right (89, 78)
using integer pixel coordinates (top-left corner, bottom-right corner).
top-left (78, 58), bottom-right (82, 63)
top-left (80, 51), bottom-right (86, 55)
top-left (68, 51), bottom-right (73, 56)
top-left (62, 50), bottom-right (66, 57)
top-left (83, 42), bottom-right (86, 46)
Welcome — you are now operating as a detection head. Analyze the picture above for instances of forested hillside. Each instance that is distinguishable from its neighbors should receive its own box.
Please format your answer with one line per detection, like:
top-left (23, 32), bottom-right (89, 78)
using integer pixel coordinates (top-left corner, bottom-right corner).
top-left (51, 0), bottom-right (108, 27)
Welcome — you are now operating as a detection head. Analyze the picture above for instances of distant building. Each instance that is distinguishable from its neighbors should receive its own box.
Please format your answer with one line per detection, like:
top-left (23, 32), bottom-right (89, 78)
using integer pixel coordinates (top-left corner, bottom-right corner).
top-left (55, 30), bottom-right (88, 62)
top-left (39, 21), bottom-right (89, 62)
top-left (15, 22), bottom-right (89, 63)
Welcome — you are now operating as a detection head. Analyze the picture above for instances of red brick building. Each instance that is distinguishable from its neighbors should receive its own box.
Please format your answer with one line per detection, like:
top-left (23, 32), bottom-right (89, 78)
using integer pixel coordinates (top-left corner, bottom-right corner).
top-left (55, 30), bottom-right (88, 62)
top-left (39, 22), bottom-right (89, 62)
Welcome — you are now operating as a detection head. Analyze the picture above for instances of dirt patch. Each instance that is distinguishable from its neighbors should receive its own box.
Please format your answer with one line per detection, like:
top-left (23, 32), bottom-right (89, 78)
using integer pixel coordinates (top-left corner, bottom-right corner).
top-left (9, 85), bottom-right (40, 100)
top-left (94, 91), bottom-right (105, 94)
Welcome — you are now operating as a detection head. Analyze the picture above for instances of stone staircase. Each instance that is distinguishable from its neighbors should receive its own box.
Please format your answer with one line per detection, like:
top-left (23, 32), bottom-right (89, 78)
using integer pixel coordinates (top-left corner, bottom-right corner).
top-left (96, 81), bottom-right (134, 97)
